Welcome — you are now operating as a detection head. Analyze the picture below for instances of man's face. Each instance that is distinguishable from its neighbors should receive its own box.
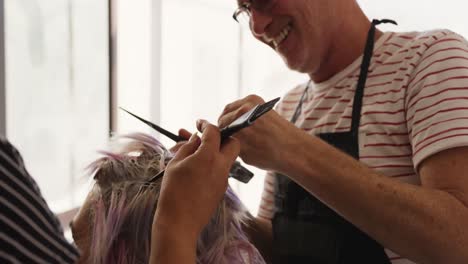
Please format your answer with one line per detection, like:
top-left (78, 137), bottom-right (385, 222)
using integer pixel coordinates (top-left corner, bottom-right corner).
top-left (240, 0), bottom-right (337, 74)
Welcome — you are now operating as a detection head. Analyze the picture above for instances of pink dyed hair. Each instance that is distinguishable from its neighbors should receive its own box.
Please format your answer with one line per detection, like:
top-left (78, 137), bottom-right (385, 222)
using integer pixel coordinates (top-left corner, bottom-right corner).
top-left (84, 133), bottom-right (265, 264)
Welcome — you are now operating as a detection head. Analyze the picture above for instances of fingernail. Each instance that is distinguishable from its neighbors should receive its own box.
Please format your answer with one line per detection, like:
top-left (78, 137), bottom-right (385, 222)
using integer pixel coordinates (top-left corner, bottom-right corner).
top-left (189, 132), bottom-right (199, 142)
top-left (197, 119), bottom-right (207, 132)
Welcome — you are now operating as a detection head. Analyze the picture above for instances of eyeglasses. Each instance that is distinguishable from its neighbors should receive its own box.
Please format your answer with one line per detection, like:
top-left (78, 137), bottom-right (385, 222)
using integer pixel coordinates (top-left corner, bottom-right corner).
top-left (233, 2), bottom-right (251, 23)
top-left (232, 0), bottom-right (277, 25)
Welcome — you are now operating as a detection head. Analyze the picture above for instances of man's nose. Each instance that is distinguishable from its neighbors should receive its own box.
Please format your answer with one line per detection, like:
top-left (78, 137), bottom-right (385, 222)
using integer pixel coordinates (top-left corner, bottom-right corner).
top-left (250, 9), bottom-right (273, 38)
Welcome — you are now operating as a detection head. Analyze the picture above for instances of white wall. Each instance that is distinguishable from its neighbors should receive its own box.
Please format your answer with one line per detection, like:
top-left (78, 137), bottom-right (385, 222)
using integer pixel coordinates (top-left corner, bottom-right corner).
top-left (358, 0), bottom-right (468, 38)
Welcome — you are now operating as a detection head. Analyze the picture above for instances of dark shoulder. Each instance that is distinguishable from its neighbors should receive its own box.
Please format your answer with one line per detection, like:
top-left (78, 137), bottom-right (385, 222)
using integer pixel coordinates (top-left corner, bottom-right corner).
top-left (0, 136), bottom-right (24, 166)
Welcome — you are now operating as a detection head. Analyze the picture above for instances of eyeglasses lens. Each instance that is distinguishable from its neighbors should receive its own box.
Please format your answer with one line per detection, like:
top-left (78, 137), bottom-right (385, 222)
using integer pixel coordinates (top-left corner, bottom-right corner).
top-left (236, 10), bottom-right (251, 29)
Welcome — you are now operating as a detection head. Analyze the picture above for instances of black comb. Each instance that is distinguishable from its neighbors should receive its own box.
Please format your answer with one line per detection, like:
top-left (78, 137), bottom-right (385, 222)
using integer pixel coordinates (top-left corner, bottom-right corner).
top-left (119, 107), bottom-right (184, 142)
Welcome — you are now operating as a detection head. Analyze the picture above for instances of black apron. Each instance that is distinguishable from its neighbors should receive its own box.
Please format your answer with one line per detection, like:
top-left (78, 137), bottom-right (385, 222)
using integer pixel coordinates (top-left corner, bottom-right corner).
top-left (272, 19), bottom-right (397, 264)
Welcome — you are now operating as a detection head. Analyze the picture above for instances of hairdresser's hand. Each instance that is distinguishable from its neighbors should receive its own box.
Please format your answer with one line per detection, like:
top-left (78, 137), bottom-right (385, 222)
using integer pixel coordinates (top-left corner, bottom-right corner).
top-left (169, 129), bottom-right (192, 153)
top-left (155, 122), bottom-right (240, 237)
top-left (217, 95), bottom-right (304, 173)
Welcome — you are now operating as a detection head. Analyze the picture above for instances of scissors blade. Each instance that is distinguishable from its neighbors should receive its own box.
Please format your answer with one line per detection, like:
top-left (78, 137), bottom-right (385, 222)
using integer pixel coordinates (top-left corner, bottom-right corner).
top-left (119, 107), bottom-right (184, 142)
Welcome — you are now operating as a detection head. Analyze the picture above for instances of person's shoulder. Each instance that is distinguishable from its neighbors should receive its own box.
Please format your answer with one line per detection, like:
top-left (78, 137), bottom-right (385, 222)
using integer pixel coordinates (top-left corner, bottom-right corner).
top-left (420, 29), bottom-right (465, 40)
top-left (421, 29), bottom-right (466, 46)
top-left (408, 30), bottom-right (468, 72)
top-left (384, 29), bottom-right (465, 50)
top-left (392, 29), bottom-right (467, 53)
top-left (0, 136), bottom-right (27, 172)
top-left (0, 136), bottom-right (19, 158)
top-left (381, 29), bottom-right (468, 78)
top-left (391, 29), bottom-right (462, 42)
top-left (0, 134), bottom-right (10, 147)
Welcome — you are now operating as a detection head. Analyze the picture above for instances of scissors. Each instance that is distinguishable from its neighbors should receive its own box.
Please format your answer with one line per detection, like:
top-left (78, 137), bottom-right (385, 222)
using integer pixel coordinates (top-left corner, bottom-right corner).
top-left (120, 97), bottom-right (280, 183)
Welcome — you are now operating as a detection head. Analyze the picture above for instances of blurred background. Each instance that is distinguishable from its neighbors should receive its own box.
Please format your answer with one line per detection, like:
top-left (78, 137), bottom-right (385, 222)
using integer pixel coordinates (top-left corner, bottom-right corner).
top-left (3, 0), bottom-right (468, 232)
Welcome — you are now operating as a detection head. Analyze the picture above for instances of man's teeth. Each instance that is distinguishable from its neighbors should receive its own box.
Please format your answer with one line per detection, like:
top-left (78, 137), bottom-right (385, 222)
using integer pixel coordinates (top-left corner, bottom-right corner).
top-left (272, 24), bottom-right (292, 48)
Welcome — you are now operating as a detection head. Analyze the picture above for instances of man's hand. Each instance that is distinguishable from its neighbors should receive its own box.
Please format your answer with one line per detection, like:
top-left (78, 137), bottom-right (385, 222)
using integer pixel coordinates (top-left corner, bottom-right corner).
top-left (217, 94), bottom-right (303, 172)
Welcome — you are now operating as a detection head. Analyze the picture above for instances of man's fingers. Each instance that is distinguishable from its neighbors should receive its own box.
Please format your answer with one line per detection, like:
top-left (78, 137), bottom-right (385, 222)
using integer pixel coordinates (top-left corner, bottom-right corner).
top-left (218, 95), bottom-right (265, 128)
top-left (178, 129), bottom-right (192, 140)
top-left (218, 104), bottom-right (254, 128)
top-left (218, 99), bottom-right (250, 127)
top-left (219, 99), bottom-right (246, 120)
top-left (219, 95), bottom-right (264, 119)
top-left (172, 133), bottom-right (201, 161)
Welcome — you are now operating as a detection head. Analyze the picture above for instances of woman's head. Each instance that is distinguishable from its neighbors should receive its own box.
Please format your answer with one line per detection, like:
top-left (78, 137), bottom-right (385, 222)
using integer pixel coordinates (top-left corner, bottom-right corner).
top-left (71, 133), bottom-right (264, 264)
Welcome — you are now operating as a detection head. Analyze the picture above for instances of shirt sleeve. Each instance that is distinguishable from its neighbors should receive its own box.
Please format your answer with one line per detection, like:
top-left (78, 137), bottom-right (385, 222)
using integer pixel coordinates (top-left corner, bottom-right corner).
top-left (0, 137), bottom-right (80, 264)
top-left (405, 31), bottom-right (468, 169)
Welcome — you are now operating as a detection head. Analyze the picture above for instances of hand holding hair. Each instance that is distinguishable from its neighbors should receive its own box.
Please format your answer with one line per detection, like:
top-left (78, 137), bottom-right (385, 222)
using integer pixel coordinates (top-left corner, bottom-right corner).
top-left (150, 121), bottom-right (240, 263)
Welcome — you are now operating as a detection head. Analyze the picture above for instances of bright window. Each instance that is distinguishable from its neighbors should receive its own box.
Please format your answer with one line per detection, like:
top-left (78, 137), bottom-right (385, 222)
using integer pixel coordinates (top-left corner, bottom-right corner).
top-left (5, 0), bottom-right (109, 213)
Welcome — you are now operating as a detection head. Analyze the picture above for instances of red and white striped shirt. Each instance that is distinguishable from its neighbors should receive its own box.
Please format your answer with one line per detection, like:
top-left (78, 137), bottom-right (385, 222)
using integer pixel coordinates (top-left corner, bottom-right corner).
top-left (258, 29), bottom-right (468, 264)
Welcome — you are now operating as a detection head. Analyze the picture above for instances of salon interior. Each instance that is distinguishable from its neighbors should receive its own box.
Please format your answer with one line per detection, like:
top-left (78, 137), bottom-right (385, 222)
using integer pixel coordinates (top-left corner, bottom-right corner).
top-left (2, 0), bottom-right (468, 242)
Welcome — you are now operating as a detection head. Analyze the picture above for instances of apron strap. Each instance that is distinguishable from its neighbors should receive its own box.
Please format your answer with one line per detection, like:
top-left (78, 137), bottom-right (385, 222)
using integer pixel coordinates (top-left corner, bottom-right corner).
top-left (291, 19), bottom-right (397, 133)
top-left (351, 19), bottom-right (398, 137)
top-left (290, 80), bottom-right (312, 124)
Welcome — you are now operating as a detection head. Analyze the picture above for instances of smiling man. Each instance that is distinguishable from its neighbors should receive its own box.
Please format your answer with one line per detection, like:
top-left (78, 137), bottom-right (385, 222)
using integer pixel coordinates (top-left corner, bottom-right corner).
top-left (219, 0), bottom-right (468, 263)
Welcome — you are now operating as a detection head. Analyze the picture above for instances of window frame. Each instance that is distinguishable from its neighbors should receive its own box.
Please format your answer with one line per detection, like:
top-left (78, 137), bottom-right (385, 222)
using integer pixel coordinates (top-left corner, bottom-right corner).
top-left (109, 0), bottom-right (117, 134)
